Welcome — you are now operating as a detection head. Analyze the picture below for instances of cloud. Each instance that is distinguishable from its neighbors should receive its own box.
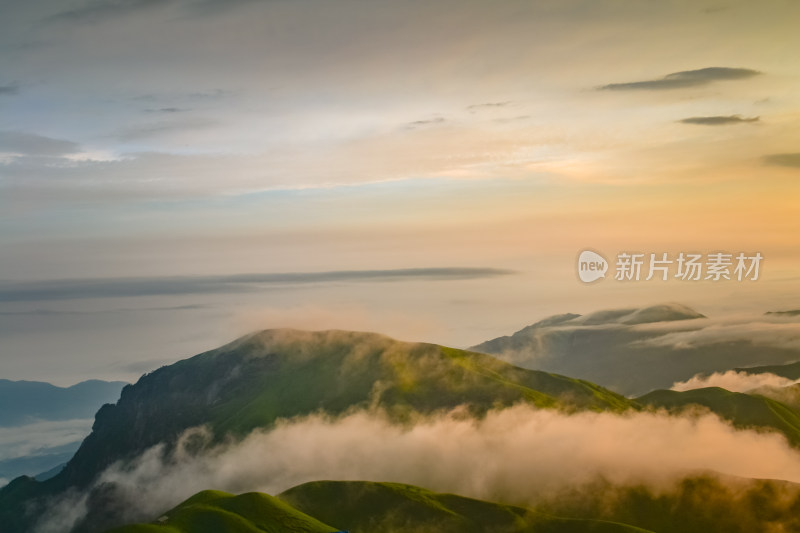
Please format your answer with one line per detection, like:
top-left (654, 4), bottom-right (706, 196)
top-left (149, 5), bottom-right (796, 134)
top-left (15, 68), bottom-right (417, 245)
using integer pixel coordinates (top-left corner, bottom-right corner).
top-left (768, 310), bottom-right (800, 317)
top-left (0, 268), bottom-right (515, 302)
top-left (230, 304), bottom-right (443, 345)
top-left (132, 90), bottom-right (231, 103)
top-left (0, 419), bottom-right (93, 462)
top-left (0, 83), bottom-right (20, 96)
top-left (598, 67), bottom-right (761, 91)
top-left (0, 131), bottom-right (81, 157)
top-left (634, 320), bottom-right (800, 352)
top-left (679, 115), bottom-right (759, 126)
top-left (47, 0), bottom-right (173, 24)
top-left (407, 117), bottom-right (446, 128)
top-left (0, 304), bottom-right (208, 316)
top-left (113, 118), bottom-right (219, 142)
top-left (33, 405), bottom-right (800, 532)
top-left (672, 370), bottom-right (800, 393)
top-left (467, 102), bottom-right (512, 111)
top-left (493, 115), bottom-right (530, 124)
top-left (143, 107), bottom-right (188, 114)
top-left (764, 153), bottom-right (800, 168)
top-left (187, 0), bottom-right (262, 17)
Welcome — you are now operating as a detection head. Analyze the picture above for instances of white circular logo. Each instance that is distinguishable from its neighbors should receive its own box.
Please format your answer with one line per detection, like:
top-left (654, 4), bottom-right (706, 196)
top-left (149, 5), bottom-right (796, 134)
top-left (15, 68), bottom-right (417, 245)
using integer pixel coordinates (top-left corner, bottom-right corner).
top-left (577, 250), bottom-right (608, 283)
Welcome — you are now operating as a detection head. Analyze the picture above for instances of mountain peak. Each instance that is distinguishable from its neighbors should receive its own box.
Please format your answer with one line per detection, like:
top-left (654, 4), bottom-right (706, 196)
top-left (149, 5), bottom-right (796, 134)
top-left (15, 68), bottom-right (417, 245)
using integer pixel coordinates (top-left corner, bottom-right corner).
top-left (37, 328), bottom-right (631, 494)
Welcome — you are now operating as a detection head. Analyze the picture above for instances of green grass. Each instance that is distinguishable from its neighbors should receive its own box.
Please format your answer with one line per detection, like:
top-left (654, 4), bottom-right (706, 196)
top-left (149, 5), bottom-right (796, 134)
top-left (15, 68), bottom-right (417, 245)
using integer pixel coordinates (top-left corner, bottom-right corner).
top-left (638, 386), bottom-right (800, 446)
top-left (108, 481), bottom-right (654, 533)
top-left (279, 480), bottom-right (654, 533)
top-left (106, 490), bottom-right (339, 533)
top-left (2, 329), bottom-right (641, 533)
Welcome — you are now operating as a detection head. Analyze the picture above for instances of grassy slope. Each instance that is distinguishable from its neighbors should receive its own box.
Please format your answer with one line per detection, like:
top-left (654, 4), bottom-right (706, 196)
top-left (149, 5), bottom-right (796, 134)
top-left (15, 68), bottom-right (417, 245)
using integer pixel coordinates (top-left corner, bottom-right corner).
top-left (279, 480), bottom-right (653, 533)
top-left (62, 330), bottom-right (635, 487)
top-left (0, 329), bottom-right (635, 533)
top-left (106, 490), bottom-right (339, 533)
top-left (205, 333), bottom-right (633, 437)
top-left (637, 387), bottom-right (800, 445)
top-left (106, 482), bottom-right (654, 533)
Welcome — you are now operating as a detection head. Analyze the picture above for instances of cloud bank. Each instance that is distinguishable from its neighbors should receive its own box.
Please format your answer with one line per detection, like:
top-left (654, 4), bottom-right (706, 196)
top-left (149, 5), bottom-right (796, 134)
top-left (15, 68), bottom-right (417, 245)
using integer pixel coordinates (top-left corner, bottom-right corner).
top-left (635, 320), bottom-right (800, 352)
top-left (0, 419), bottom-right (92, 462)
top-left (764, 153), bottom-right (800, 168)
top-left (679, 115), bottom-right (759, 126)
top-left (0, 268), bottom-right (514, 302)
top-left (34, 405), bottom-right (800, 532)
top-left (672, 370), bottom-right (800, 393)
top-left (599, 67), bottom-right (760, 91)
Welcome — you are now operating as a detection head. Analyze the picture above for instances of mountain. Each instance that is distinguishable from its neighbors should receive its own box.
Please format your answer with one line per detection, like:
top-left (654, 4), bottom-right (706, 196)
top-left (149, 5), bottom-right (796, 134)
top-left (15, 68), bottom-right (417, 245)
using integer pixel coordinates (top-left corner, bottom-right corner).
top-left (471, 304), bottom-right (800, 396)
top-left (0, 379), bottom-right (127, 427)
top-left (0, 329), bottom-right (635, 533)
top-left (637, 387), bottom-right (800, 446)
top-left (0, 380), bottom-right (126, 487)
top-left (538, 474), bottom-right (800, 533)
top-left (735, 360), bottom-right (800, 380)
top-left (0, 449), bottom-right (73, 485)
top-left (107, 481), bottom-right (654, 533)
top-left (57, 329), bottom-right (631, 489)
top-left (6, 327), bottom-right (800, 533)
top-left (108, 477), bottom-right (800, 533)
top-left (106, 490), bottom-right (340, 533)
top-left (280, 480), bottom-right (653, 533)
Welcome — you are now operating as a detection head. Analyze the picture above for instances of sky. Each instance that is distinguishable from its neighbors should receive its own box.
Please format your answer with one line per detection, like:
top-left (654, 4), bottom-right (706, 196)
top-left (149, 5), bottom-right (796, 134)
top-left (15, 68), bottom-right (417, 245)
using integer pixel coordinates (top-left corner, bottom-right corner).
top-left (2, 0), bottom-right (800, 385)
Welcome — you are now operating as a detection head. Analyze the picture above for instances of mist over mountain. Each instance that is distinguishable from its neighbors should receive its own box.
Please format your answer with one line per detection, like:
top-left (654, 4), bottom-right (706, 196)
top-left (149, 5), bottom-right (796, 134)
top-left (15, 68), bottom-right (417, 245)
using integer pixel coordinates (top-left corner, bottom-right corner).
top-left (0, 380), bottom-right (126, 487)
top-left (471, 304), bottom-right (800, 396)
top-left (104, 481), bottom-right (657, 533)
top-left (0, 329), bottom-right (632, 532)
top-left (5, 326), bottom-right (800, 533)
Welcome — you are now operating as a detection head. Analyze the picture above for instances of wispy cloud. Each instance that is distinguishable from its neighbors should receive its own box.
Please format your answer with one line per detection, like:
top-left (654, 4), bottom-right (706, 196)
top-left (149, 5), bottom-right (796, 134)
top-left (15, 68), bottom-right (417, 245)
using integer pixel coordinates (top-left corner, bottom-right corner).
top-left (187, 0), bottom-right (261, 17)
top-left (47, 0), bottom-right (173, 24)
top-left (598, 67), bottom-right (761, 91)
top-left (0, 268), bottom-right (515, 302)
top-left (633, 320), bottom-right (800, 352)
top-left (0, 419), bottom-right (93, 461)
top-left (679, 115), bottom-right (759, 126)
top-left (407, 117), bottom-right (446, 128)
top-left (113, 118), bottom-right (219, 142)
top-left (143, 107), bottom-right (188, 114)
top-left (0, 304), bottom-right (208, 316)
top-left (0, 82), bottom-right (20, 96)
top-left (764, 153), bottom-right (800, 168)
top-left (0, 131), bottom-right (81, 157)
top-left (672, 370), bottom-right (800, 393)
top-left (467, 102), bottom-right (512, 111)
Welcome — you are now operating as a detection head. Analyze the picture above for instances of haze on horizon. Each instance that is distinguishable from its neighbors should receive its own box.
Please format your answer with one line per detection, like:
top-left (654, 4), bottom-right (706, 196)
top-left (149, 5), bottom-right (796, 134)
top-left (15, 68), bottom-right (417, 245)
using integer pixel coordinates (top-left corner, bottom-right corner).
top-left (1, 0), bottom-right (799, 384)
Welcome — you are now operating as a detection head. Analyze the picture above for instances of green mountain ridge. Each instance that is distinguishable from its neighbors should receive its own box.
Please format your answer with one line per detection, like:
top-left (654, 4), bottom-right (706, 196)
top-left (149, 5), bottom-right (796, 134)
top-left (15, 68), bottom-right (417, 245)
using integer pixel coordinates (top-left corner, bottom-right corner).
top-left (107, 490), bottom-right (340, 533)
top-left (106, 481), bottom-right (655, 533)
top-left (60, 329), bottom-right (632, 489)
top-left (6, 327), bottom-right (800, 533)
top-left (0, 329), bottom-right (634, 533)
top-left (637, 387), bottom-right (800, 446)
